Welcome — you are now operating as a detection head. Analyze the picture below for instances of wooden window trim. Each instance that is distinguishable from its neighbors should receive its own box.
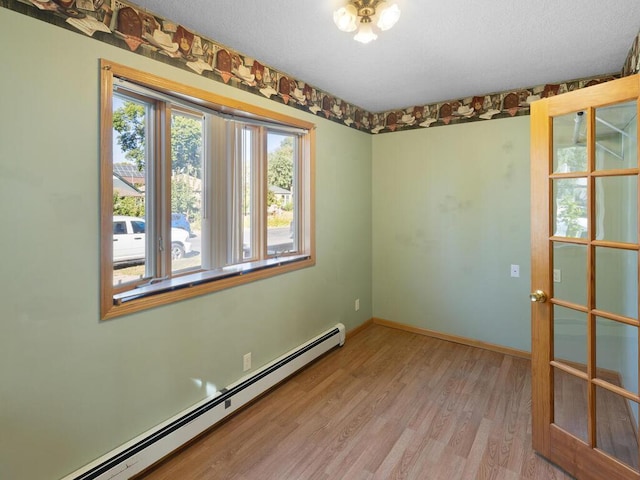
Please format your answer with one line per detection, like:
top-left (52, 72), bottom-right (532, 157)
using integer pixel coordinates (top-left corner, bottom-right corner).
top-left (100, 59), bottom-right (315, 320)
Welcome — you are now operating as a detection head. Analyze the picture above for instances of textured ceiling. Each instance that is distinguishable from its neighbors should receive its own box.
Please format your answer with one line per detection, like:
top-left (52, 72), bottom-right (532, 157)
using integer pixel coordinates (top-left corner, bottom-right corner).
top-left (131, 0), bottom-right (640, 113)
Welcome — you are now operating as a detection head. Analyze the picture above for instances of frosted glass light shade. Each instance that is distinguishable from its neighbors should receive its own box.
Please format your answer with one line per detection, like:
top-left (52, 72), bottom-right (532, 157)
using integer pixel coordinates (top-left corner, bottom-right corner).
top-left (354, 23), bottom-right (377, 44)
top-left (376, 2), bottom-right (401, 31)
top-left (333, 5), bottom-right (358, 32)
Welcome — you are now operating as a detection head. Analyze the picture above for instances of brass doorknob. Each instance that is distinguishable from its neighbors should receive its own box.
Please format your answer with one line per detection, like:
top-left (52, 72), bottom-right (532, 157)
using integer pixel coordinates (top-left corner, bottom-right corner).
top-left (530, 290), bottom-right (547, 303)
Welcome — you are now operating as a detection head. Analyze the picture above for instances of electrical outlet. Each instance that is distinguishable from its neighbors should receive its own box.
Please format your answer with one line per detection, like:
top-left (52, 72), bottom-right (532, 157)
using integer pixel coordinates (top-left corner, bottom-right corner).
top-left (243, 352), bottom-right (251, 372)
top-left (510, 264), bottom-right (520, 278)
top-left (355, 298), bottom-right (360, 311)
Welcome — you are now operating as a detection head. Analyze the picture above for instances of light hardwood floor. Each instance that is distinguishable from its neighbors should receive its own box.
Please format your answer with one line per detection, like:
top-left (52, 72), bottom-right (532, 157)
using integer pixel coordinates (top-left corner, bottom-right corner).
top-left (138, 324), bottom-right (574, 479)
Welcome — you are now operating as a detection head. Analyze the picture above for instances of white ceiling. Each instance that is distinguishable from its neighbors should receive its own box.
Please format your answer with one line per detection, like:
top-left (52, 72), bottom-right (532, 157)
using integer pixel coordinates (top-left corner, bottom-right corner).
top-left (131, 0), bottom-right (640, 113)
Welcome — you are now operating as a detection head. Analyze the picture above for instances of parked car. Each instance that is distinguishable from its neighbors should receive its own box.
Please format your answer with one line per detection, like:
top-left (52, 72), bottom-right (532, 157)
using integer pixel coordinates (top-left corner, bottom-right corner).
top-left (171, 212), bottom-right (192, 235)
top-left (113, 215), bottom-right (192, 263)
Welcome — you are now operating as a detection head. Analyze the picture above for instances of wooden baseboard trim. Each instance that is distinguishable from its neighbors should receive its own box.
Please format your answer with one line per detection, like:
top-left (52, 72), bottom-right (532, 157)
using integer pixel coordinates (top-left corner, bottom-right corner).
top-left (346, 318), bottom-right (374, 340)
top-left (372, 317), bottom-right (531, 360)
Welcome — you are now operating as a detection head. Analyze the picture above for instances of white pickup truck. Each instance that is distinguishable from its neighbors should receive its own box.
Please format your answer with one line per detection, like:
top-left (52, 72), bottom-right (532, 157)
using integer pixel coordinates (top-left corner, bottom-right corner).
top-left (113, 215), bottom-right (192, 263)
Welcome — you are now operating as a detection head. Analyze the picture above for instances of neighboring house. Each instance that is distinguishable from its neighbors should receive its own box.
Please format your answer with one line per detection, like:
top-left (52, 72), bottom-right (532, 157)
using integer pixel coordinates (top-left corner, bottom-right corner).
top-left (113, 173), bottom-right (143, 197)
top-left (113, 162), bottom-right (145, 189)
top-left (268, 185), bottom-right (292, 205)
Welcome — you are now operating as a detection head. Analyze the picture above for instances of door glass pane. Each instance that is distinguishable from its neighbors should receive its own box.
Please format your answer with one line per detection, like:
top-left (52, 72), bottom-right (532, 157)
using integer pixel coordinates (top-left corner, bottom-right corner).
top-left (595, 101), bottom-right (638, 171)
top-left (554, 367), bottom-right (588, 442)
top-left (553, 178), bottom-right (588, 238)
top-left (596, 317), bottom-right (638, 396)
top-left (267, 132), bottom-right (297, 256)
top-left (171, 110), bottom-right (203, 275)
top-left (595, 385), bottom-right (639, 471)
top-left (554, 306), bottom-right (587, 371)
top-left (112, 94), bottom-right (150, 286)
top-left (595, 247), bottom-right (638, 320)
top-left (596, 176), bottom-right (638, 244)
top-left (553, 242), bottom-right (587, 306)
top-left (553, 112), bottom-right (588, 173)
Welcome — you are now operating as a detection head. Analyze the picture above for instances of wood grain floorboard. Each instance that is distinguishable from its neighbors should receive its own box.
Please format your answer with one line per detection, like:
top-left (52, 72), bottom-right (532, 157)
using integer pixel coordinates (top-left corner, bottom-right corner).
top-left (138, 324), bottom-right (577, 480)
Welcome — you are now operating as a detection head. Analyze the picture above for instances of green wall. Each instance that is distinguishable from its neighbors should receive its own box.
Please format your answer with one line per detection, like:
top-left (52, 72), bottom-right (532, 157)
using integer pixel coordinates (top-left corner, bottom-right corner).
top-left (372, 117), bottom-right (532, 352)
top-left (0, 8), bottom-right (372, 479)
top-left (0, 6), bottom-right (562, 480)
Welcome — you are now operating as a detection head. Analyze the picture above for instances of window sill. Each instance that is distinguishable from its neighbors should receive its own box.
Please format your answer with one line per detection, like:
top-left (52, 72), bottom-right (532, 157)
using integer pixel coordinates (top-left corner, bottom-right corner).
top-left (103, 254), bottom-right (313, 320)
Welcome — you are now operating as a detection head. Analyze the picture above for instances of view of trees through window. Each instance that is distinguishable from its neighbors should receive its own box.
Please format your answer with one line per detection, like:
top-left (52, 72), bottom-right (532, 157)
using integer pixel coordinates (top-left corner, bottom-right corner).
top-left (101, 62), bottom-right (314, 318)
top-left (267, 133), bottom-right (296, 254)
top-left (554, 146), bottom-right (588, 238)
top-left (112, 99), bottom-right (203, 227)
top-left (112, 99), bottom-right (298, 283)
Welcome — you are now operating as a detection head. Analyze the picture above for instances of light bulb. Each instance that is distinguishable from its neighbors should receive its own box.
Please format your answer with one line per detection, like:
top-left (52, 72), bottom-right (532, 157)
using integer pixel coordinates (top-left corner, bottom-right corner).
top-left (333, 5), bottom-right (358, 32)
top-left (376, 2), bottom-right (401, 31)
top-left (354, 23), bottom-right (377, 44)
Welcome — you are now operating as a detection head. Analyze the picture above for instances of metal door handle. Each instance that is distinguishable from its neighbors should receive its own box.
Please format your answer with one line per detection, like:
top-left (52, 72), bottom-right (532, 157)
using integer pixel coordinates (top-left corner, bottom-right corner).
top-left (530, 290), bottom-right (547, 303)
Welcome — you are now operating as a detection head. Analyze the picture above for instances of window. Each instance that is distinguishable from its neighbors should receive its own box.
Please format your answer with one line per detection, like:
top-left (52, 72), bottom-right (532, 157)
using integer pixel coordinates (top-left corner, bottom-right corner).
top-left (101, 60), bottom-right (315, 319)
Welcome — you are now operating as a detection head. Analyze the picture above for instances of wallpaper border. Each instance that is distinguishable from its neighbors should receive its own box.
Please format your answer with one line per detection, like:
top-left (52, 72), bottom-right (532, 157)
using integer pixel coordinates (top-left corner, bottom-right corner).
top-left (622, 30), bottom-right (640, 77)
top-left (1, 0), bottom-right (634, 134)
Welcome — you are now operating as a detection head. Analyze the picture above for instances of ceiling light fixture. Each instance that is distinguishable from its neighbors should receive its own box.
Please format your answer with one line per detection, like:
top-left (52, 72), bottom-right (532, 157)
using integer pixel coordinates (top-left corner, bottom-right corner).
top-left (333, 1), bottom-right (401, 44)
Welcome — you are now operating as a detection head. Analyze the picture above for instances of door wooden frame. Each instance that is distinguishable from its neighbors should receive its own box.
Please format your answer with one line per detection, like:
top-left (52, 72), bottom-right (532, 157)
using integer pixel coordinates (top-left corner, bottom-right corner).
top-left (530, 74), bottom-right (640, 480)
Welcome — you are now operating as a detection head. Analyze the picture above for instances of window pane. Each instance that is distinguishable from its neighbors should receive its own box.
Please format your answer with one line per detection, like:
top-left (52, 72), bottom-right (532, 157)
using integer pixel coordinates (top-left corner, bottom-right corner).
top-left (595, 385), bottom-right (639, 470)
top-left (241, 126), bottom-right (255, 261)
top-left (553, 177), bottom-right (587, 238)
top-left (595, 101), bottom-right (638, 171)
top-left (596, 316), bottom-right (638, 396)
top-left (226, 123), bottom-right (257, 264)
top-left (554, 367), bottom-right (588, 442)
top-left (595, 247), bottom-right (638, 320)
top-left (595, 175), bottom-right (638, 244)
top-left (170, 110), bottom-right (202, 274)
top-left (112, 94), bottom-right (150, 286)
top-left (267, 132), bottom-right (297, 255)
top-left (554, 305), bottom-right (587, 371)
top-left (553, 112), bottom-right (588, 173)
top-left (553, 242), bottom-right (587, 306)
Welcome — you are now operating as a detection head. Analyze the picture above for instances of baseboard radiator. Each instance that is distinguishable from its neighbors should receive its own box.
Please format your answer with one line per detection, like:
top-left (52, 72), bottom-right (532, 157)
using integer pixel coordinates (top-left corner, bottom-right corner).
top-left (63, 323), bottom-right (346, 480)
